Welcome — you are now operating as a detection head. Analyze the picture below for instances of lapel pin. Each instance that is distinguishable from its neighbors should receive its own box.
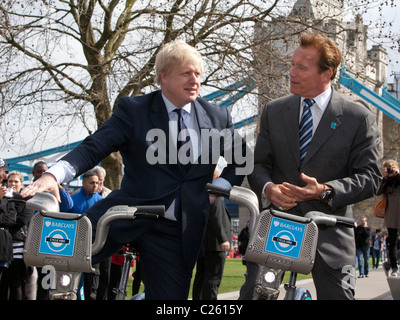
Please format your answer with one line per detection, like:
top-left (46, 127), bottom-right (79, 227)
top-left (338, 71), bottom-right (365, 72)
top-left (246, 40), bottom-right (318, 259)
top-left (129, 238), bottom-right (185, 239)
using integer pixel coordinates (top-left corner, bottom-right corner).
top-left (330, 122), bottom-right (337, 129)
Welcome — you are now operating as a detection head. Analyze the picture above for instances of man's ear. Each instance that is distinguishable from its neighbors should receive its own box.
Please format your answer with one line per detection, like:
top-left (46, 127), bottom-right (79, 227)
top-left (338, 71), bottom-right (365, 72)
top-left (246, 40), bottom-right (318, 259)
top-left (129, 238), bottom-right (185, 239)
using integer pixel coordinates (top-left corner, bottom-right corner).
top-left (324, 68), bottom-right (333, 81)
top-left (160, 72), bottom-right (167, 84)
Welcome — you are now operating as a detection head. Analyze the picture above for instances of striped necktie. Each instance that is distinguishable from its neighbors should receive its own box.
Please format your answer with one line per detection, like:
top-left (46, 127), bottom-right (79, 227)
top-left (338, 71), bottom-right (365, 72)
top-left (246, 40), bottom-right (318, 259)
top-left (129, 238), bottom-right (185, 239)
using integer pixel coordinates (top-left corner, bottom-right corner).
top-left (173, 108), bottom-right (190, 221)
top-left (299, 99), bottom-right (315, 166)
top-left (174, 108), bottom-right (190, 167)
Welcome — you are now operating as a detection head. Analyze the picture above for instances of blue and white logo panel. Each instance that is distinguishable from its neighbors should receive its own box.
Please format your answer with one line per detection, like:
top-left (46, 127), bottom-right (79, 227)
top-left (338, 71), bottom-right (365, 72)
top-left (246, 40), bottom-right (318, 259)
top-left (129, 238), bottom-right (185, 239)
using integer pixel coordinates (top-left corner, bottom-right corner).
top-left (39, 218), bottom-right (77, 257)
top-left (265, 217), bottom-right (305, 259)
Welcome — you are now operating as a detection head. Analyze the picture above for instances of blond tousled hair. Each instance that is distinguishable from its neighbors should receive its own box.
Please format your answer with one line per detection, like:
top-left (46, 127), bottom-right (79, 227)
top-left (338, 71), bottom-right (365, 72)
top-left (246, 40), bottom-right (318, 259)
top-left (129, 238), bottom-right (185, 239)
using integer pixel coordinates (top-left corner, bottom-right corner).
top-left (154, 40), bottom-right (203, 85)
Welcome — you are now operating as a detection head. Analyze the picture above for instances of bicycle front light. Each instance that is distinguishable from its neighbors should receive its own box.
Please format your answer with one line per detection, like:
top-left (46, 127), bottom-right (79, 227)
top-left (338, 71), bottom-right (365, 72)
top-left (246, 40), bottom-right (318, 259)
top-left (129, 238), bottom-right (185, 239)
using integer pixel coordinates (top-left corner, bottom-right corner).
top-left (264, 271), bottom-right (276, 283)
top-left (59, 274), bottom-right (72, 288)
top-left (57, 273), bottom-right (75, 291)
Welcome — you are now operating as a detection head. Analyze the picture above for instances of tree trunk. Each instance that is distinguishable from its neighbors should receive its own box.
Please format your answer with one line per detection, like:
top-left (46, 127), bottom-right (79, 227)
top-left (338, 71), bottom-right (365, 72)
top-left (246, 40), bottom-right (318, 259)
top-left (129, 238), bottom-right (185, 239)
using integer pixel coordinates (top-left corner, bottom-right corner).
top-left (101, 152), bottom-right (123, 190)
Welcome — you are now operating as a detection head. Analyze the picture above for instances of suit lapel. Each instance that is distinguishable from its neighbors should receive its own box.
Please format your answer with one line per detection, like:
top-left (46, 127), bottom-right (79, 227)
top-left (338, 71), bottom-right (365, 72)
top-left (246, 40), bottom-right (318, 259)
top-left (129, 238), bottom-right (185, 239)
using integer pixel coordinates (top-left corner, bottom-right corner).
top-left (191, 99), bottom-right (212, 168)
top-left (304, 91), bottom-right (343, 164)
top-left (149, 91), bottom-right (175, 165)
top-left (193, 99), bottom-right (212, 130)
top-left (284, 95), bottom-right (302, 164)
top-left (149, 91), bottom-right (170, 133)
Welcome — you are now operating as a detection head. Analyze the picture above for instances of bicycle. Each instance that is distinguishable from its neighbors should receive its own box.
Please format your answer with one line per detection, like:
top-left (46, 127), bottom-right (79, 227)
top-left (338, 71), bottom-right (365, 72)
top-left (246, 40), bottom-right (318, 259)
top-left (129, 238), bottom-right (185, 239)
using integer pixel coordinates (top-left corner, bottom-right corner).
top-left (23, 192), bottom-right (164, 300)
top-left (205, 183), bottom-right (355, 300)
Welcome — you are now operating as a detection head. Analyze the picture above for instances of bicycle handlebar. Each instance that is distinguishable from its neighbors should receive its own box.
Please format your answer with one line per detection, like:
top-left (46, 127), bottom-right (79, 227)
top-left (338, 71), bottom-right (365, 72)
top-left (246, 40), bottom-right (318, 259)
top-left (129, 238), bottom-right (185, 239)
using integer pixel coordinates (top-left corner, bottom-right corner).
top-left (206, 183), bottom-right (260, 233)
top-left (205, 183), bottom-right (231, 198)
top-left (26, 192), bottom-right (165, 256)
top-left (92, 204), bottom-right (164, 255)
top-left (304, 211), bottom-right (355, 228)
top-left (205, 183), bottom-right (355, 229)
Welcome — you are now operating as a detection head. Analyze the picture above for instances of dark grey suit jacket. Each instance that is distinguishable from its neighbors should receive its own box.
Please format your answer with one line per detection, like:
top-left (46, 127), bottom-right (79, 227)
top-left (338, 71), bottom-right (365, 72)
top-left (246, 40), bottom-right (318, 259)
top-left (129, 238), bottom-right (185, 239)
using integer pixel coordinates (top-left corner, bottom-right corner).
top-left (203, 196), bottom-right (231, 252)
top-left (248, 89), bottom-right (382, 269)
top-left (61, 90), bottom-right (248, 271)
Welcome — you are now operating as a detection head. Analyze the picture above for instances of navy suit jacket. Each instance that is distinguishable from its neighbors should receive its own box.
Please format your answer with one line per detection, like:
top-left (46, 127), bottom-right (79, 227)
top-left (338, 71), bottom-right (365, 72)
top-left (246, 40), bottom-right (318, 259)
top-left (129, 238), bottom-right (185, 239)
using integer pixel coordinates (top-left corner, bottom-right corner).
top-left (61, 90), bottom-right (248, 270)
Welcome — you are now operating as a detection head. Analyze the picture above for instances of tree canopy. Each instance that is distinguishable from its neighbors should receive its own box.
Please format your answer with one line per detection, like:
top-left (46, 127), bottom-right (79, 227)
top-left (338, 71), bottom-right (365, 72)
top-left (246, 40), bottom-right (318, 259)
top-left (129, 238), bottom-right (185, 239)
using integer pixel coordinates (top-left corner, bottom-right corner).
top-left (1, 0), bottom-right (397, 187)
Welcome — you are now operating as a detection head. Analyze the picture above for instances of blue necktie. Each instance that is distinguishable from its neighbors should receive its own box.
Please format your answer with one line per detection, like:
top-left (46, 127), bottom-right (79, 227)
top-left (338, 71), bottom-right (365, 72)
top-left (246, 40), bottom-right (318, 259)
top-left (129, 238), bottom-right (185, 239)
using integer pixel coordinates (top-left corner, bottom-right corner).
top-left (173, 108), bottom-right (190, 221)
top-left (299, 99), bottom-right (315, 166)
top-left (174, 108), bottom-right (191, 169)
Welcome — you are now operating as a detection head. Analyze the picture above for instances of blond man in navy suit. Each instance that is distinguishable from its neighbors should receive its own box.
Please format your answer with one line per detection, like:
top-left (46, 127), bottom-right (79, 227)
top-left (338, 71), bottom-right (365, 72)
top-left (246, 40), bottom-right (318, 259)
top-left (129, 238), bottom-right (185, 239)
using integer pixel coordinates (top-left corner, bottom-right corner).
top-left (21, 41), bottom-right (250, 300)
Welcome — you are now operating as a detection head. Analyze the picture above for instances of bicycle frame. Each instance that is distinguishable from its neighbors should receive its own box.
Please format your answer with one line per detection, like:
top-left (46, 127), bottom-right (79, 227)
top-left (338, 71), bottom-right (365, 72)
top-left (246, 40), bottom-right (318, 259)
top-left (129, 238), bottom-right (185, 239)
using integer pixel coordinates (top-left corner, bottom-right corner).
top-left (113, 245), bottom-right (138, 300)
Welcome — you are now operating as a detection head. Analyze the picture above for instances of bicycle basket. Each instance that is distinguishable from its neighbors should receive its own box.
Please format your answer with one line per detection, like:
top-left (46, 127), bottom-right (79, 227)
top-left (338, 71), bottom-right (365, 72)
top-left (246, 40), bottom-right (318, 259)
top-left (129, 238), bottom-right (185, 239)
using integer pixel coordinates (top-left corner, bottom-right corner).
top-left (244, 209), bottom-right (318, 275)
top-left (24, 211), bottom-right (95, 273)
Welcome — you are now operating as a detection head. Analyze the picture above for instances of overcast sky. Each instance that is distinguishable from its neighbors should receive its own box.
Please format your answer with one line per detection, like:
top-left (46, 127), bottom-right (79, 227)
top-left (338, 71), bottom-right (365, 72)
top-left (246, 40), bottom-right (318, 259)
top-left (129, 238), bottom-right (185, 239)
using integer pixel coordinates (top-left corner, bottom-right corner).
top-left (363, 1), bottom-right (399, 82)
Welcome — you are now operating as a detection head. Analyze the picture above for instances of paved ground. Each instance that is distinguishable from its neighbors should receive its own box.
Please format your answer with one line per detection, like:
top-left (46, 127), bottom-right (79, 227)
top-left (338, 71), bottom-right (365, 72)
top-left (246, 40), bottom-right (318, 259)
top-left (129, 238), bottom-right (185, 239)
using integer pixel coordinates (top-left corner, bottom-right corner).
top-left (218, 266), bottom-right (397, 300)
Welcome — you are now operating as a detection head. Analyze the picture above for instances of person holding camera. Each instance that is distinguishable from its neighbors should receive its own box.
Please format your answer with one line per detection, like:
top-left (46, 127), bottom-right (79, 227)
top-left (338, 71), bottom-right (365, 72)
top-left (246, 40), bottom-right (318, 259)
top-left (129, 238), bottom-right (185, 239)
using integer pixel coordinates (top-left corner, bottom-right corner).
top-left (377, 159), bottom-right (400, 276)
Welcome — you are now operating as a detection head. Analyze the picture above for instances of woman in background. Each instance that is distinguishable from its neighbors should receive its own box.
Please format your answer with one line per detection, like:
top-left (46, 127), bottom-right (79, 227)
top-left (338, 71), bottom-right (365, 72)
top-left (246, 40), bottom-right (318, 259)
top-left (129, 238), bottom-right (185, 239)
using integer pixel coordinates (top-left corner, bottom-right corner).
top-left (377, 159), bottom-right (400, 277)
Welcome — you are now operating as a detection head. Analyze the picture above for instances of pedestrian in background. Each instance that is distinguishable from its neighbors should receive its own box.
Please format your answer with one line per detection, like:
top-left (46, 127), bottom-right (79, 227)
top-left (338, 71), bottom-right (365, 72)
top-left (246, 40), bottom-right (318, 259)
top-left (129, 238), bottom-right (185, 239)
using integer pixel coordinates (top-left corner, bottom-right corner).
top-left (371, 229), bottom-right (383, 270)
top-left (355, 217), bottom-right (371, 278)
top-left (377, 159), bottom-right (400, 276)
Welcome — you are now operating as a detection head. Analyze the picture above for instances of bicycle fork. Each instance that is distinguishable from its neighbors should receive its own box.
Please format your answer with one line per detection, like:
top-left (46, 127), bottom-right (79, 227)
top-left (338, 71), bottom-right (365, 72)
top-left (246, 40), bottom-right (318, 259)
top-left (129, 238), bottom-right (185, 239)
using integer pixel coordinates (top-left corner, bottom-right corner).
top-left (114, 251), bottom-right (136, 300)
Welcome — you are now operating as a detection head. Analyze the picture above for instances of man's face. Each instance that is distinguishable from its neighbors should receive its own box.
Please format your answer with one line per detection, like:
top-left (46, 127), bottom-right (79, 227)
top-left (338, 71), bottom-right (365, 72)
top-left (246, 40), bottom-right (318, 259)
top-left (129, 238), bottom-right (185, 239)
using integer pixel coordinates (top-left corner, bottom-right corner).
top-left (0, 168), bottom-right (7, 182)
top-left (82, 176), bottom-right (99, 195)
top-left (160, 60), bottom-right (202, 108)
top-left (289, 46), bottom-right (332, 98)
top-left (33, 164), bottom-right (48, 181)
top-left (97, 174), bottom-right (105, 191)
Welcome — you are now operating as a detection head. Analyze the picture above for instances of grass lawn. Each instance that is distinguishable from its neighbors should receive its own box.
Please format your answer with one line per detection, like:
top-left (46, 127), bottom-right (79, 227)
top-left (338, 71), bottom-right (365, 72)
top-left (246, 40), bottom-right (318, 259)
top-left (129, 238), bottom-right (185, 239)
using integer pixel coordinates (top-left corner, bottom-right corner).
top-left (124, 258), bottom-right (313, 300)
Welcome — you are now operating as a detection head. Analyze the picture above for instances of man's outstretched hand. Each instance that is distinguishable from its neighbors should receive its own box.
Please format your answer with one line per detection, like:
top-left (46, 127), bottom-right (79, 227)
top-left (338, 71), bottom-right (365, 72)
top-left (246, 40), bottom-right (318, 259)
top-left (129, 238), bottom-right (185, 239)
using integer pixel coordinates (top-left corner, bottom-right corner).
top-left (20, 173), bottom-right (61, 202)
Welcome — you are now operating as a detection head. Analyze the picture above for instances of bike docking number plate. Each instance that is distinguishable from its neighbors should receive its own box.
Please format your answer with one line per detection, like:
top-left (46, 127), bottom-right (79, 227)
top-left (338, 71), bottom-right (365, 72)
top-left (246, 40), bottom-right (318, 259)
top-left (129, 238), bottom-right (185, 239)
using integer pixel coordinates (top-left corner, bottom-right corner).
top-left (39, 217), bottom-right (77, 257)
top-left (265, 217), bottom-right (305, 259)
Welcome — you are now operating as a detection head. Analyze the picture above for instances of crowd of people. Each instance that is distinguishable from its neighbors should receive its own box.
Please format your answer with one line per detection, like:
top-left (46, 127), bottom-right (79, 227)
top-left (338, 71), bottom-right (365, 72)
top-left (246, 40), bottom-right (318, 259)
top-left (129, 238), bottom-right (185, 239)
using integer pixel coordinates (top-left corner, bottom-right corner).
top-left (0, 159), bottom-right (143, 300)
top-left (0, 32), bottom-right (399, 300)
top-left (355, 221), bottom-right (400, 279)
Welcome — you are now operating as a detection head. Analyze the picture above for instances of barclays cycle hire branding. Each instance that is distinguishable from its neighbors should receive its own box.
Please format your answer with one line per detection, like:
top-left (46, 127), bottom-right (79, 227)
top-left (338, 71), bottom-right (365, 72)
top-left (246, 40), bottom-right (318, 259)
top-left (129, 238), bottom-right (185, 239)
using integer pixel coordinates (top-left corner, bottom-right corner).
top-left (39, 217), bottom-right (77, 257)
top-left (265, 217), bottom-right (305, 259)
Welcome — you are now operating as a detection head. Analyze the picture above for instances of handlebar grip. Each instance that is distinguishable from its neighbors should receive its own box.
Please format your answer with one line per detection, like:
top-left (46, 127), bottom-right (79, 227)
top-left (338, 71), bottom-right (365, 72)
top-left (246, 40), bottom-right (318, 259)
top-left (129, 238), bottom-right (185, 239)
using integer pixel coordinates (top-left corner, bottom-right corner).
top-left (334, 216), bottom-right (355, 228)
top-left (135, 205), bottom-right (165, 217)
top-left (305, 211), bottom-right (355, 228)
top-left (205, 183), bottom-right (231, 198)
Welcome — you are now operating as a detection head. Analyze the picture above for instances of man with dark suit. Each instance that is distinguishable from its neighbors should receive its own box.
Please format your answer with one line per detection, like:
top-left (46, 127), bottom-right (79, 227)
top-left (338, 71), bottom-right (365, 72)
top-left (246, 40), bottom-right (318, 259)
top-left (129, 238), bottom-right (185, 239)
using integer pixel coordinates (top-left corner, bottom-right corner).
top-left (193, 169), bottom-right (231, 300)
top-left (248, 33), bottom-right (381, 299)
top-left (21, 41), bottom-right (250, 299)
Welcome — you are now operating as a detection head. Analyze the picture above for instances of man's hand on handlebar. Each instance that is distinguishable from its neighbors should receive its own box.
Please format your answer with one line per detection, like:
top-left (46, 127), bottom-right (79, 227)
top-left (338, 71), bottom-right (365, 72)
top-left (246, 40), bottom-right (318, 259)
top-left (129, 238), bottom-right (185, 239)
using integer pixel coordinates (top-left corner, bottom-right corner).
top-left (20, 173), bottom-right (61, 202)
